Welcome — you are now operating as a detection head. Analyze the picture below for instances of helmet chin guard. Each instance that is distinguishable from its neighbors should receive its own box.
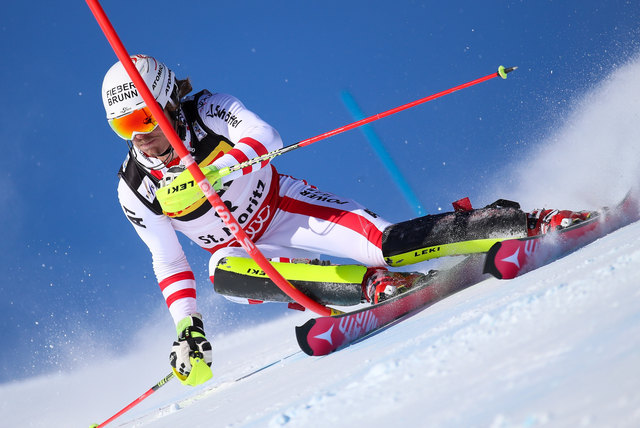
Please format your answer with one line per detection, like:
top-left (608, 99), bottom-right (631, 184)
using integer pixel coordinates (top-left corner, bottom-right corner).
top-left (102, 54), bottom-right (176, 120)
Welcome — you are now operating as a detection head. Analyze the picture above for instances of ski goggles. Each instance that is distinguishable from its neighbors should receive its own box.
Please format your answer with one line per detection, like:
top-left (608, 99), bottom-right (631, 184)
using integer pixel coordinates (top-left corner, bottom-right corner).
top-left (108, 106), bottom-right (158, 140)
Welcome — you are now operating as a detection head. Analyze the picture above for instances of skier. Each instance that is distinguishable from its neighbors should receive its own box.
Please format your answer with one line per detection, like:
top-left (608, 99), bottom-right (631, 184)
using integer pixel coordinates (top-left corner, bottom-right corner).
top-left (102, 55), bottom-right (589, 386)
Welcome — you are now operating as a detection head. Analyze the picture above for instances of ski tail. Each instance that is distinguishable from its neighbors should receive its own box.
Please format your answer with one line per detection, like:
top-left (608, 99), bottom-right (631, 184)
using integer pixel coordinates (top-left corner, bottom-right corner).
top-left (483, 189), bottom-right (640, 280)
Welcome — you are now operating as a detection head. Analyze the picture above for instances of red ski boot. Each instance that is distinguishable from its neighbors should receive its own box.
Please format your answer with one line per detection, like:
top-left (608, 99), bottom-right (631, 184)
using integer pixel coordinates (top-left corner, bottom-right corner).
top-left (362, 268), bottom-right (425, 304)
top-left (527, 209), bottom-right (592, 236)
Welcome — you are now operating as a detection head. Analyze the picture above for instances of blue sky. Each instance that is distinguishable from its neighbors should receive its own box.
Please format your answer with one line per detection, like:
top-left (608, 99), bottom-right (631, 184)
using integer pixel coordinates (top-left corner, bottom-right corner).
top-left (1, 1), bottom-right (639, 382)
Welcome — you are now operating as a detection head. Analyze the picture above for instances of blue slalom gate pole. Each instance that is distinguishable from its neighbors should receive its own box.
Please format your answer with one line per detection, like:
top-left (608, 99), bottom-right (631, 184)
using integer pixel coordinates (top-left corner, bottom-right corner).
top-left (341, 90), bottom-right (425, 216)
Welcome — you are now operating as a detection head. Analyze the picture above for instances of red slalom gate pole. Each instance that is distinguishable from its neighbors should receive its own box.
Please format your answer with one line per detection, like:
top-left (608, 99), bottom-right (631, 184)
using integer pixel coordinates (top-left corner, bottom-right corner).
top-left (89, 373), bottom-right (174, 428)
top-left (86, 0), bottom-right (335, 316)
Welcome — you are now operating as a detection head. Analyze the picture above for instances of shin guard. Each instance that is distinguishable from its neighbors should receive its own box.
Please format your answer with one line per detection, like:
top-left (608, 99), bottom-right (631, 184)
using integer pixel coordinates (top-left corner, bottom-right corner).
top-left (382, 204), bottom-right (527, 266)
top-left (213, 257), bottom-right (367, 306)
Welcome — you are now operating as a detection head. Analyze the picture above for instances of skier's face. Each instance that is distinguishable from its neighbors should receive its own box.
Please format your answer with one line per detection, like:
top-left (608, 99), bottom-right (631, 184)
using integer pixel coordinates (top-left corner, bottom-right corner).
top-left (131, 109), bottom-right (173, 158)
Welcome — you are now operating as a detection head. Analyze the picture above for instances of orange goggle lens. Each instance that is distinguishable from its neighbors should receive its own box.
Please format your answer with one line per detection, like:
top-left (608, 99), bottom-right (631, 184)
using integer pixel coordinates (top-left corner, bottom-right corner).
top-left (108, 106), bottom-right (158, 140)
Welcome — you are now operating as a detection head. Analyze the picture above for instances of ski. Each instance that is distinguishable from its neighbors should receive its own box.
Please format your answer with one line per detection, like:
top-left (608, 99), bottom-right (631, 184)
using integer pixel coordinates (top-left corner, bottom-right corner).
top-left (295, 255), bottom-right (485, 356)
top-left (483, 190), bottom-right (640, 280)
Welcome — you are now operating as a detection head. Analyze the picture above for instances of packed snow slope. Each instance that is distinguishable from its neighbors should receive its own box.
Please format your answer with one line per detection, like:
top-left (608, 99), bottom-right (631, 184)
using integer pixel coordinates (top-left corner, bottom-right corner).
top-left (3, 219), bottom-right (640, 427)
top-left (3, 46), bottom-right (640, 428)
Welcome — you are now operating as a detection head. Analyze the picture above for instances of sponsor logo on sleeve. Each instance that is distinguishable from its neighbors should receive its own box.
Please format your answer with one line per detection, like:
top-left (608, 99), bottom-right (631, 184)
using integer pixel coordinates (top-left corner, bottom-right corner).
top-left (206, 105), bottom-right (243, 128)
top-left (192, 121), bottom-right (207, 141)
top-left (138, 176), bottom-right (157, 204)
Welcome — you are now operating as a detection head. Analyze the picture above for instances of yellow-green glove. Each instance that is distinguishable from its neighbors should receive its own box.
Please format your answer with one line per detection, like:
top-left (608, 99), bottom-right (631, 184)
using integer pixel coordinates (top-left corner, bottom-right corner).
top-left (169, 313), bottom-right (213, 386)
top-left (156, 165), bottom-right (223, 213)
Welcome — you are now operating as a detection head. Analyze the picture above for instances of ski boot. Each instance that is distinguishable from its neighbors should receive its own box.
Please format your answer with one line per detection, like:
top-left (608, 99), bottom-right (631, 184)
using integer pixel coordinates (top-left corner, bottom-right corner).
top-left (362, 268), bottom-right (425, 304)
top-left (527, 209), bottom-right (592, 236)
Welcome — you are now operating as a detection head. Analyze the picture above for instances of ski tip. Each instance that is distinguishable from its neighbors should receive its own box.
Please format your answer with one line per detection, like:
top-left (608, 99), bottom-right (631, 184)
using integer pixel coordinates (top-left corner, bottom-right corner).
top-left (295, 319), bottom-right (317, 356)
top-left (483, 241), bottom-right (505, 279)
top-left (498, 65), bottom-right (518, 79)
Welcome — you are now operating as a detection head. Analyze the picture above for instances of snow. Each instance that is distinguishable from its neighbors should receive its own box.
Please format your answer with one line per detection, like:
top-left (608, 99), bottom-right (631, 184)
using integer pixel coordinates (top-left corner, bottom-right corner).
top-left (1, 221), bottom-right (639, 427)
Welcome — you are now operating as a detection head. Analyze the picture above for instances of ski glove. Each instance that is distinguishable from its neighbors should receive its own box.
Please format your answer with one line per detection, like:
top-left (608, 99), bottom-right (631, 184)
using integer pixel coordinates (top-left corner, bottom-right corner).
top-left (169, 313), bottom-right (213, 386)
top-left (156, 165), bottom-right (224, 214)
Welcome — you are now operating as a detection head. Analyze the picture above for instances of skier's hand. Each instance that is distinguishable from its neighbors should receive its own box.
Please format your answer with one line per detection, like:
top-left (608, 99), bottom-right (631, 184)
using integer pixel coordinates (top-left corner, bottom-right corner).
top-left (169, 313), bottom-right (213, 386)
top-left (156, 165), bottom-right (223, 214)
